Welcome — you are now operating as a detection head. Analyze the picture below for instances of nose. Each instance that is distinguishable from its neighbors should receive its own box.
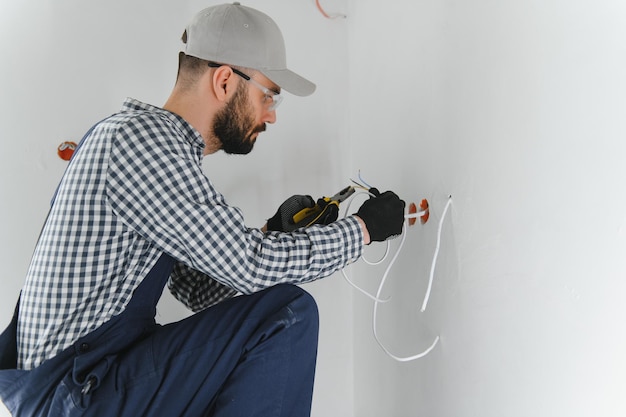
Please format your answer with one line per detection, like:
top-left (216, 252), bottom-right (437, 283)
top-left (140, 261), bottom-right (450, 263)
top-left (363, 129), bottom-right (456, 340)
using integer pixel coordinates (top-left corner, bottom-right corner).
top-left (264, 108), bottom-right (277, 124)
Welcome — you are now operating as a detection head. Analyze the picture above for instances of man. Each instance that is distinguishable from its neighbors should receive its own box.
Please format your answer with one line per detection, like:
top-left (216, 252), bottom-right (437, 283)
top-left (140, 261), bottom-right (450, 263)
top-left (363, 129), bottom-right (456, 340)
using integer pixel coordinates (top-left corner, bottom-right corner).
top-left (0, 3), bottom-right (404, 416)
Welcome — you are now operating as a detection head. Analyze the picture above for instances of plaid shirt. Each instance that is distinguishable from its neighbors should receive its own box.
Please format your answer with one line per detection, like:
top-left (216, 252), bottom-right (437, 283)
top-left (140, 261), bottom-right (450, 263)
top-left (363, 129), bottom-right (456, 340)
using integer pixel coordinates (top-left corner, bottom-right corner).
top-left (17, 98), bottom-right (363, 370)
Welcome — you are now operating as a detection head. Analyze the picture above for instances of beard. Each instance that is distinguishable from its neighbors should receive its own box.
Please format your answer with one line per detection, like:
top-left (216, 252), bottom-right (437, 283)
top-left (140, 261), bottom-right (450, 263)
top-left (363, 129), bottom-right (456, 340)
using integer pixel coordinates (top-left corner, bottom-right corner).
top-left (212, 83), bottom-right (266, 155)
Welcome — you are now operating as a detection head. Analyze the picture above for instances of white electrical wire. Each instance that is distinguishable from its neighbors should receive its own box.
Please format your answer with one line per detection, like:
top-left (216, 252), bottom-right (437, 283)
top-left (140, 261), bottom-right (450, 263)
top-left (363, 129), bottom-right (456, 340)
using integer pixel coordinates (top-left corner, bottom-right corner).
top-left (341, 269), bottom-right (390, 303)
top-left (343, 194), bottom-right (452, 361)
top-left (372, 223), bottom-right (437, 361)
top-left (339, 191), bottom-right (391, 303)
top-left (421, 197), bottom-right (453, 312)
top-left (341, 190), bottom-right (391, 267)
top-left (362, 243), bottom-right (391, 266)
top-left (404, 209), bottom-right (428, 219)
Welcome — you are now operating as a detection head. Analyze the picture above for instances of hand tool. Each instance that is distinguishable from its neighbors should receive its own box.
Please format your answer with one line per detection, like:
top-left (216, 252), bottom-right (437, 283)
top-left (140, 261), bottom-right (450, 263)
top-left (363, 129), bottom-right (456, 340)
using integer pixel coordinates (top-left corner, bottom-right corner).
top-left (292, 185), bottom-right (355, 227)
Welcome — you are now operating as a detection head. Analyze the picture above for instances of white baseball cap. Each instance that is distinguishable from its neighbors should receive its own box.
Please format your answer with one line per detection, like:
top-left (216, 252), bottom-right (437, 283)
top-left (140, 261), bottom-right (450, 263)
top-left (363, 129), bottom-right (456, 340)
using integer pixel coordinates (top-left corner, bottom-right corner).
top-left (183, 2), bottom-right (316, 96)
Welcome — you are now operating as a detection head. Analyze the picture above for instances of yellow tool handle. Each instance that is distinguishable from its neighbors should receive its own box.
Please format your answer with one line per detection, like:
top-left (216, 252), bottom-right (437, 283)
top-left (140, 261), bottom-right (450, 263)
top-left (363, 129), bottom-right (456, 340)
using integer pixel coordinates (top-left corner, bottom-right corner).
top-left (292, 197), bottom-right (333, 225)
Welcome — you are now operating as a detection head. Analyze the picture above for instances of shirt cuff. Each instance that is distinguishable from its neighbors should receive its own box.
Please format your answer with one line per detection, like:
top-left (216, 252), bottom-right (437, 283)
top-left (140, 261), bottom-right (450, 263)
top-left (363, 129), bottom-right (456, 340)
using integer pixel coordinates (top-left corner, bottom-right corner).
top-left (332, 215), bottom-right (364, 265)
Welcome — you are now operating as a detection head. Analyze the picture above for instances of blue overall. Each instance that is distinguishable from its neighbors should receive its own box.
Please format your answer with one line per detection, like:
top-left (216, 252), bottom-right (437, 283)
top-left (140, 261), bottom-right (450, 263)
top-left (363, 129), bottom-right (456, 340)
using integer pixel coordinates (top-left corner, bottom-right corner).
top-left (0, 253), bottom-right (320, 416)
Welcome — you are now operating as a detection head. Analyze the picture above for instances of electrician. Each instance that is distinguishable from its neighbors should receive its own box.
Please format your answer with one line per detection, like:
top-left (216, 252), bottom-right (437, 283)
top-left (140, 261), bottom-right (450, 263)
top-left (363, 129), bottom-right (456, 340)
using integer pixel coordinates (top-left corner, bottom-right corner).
top-left (0, 3), bottom-right (404, 416)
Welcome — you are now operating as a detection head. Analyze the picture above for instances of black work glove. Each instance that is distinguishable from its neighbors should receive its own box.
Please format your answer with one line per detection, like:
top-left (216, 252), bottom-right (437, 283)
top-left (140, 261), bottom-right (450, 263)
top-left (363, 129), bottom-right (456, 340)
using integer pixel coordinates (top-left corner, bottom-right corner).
top-left (305, 198), bottom-right (339, 228)
top-left (356, 188), bottom-right (406, 242)
top-left (266, 195), bottom-right (316, 232)
top-left (266, 195), bottom-right (340, 232)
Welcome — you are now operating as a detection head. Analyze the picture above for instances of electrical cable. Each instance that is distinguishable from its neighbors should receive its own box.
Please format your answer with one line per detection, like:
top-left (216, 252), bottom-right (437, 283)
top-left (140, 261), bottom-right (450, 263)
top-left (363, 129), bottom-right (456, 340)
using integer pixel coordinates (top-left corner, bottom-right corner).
top-left (421, 197), bottom-right (452, 312)
top-left (341, 191), bottom-right (452, 361)
top-left (340, 269), bottom-right (390, 303)
top-left (357, 169), bottom-right (373, 189)
top-left (371, 197), bottom-right (451, 361)
top-left (404, 209), bottom-right (428, 219)
top-left (339, 190), bottom-right (391, 302)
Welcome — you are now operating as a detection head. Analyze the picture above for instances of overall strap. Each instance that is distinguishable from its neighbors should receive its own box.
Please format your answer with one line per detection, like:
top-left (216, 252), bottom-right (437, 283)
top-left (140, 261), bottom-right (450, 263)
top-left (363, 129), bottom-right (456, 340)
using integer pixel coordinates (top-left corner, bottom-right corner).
top-left (0, 295), bottom-right (20, 370)
top-left (0, 115), bottom-right (111, 370)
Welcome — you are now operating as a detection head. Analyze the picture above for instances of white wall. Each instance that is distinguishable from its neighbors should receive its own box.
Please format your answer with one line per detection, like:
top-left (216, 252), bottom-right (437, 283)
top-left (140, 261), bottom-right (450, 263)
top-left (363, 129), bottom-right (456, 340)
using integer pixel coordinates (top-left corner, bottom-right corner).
top-left (348, 0), bottom-right (626, 416)
top-left (0, 1), bottom-right (352, 416)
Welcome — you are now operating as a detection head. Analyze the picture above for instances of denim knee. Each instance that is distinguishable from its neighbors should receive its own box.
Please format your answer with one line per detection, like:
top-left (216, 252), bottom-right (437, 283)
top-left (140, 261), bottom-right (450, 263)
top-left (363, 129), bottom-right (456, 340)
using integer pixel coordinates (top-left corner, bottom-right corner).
top-left (270, 284), bottom-right (319, 336)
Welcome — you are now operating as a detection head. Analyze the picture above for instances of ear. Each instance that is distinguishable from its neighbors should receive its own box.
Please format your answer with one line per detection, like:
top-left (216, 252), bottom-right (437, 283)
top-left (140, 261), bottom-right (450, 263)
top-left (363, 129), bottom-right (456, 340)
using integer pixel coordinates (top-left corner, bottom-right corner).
top-left (210, 65), bottom-right (237, 103)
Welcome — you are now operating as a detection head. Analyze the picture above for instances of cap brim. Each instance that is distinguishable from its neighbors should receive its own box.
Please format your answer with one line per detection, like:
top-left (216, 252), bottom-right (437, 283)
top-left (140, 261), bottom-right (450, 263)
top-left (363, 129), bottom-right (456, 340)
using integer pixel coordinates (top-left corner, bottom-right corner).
top-left (260, 69), bottom-right (316, 97)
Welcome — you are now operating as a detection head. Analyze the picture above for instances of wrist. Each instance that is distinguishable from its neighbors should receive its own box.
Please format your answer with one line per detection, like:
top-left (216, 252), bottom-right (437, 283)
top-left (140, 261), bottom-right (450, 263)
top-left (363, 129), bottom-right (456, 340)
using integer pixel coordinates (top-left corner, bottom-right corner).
top-left (354, 215), bottom-right (371, 245)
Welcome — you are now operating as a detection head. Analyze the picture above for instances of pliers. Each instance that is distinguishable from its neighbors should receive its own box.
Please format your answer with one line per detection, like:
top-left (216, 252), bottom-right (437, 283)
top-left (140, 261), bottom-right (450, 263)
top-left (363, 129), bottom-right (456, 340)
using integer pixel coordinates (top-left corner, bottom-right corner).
top-left (292, 185), bottom-right (355, 228)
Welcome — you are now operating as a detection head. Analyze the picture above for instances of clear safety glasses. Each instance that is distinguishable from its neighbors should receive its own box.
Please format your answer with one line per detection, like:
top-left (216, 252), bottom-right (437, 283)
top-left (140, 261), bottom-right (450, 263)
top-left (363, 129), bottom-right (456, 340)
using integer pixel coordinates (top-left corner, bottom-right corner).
top-left (208, 62), bottom-right (283, 111)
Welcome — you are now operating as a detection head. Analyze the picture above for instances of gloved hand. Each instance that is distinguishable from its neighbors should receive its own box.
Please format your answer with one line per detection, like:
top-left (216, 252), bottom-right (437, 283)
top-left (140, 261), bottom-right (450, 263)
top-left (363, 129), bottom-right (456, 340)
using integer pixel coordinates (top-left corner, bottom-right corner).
top-left (266, 195), bottom-right (315, 232)
top-left (306, 198), bottom-right (339, 228)
top-left (356, 188), bottom-right (406, 242)
top-left (266, 195), bottom-right (341, 232)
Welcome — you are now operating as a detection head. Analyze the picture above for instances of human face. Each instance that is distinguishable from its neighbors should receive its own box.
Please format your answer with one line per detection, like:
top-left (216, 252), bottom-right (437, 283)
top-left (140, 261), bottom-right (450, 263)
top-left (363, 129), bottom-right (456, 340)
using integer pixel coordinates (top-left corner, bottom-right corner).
top-left (212, 80), bottom-right (265, 155)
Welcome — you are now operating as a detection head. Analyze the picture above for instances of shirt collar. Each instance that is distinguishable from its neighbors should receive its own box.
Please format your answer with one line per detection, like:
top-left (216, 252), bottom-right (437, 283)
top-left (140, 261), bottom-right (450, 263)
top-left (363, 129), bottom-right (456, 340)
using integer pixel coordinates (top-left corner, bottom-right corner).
top-left (121, 98), bottom-right (205, 152)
